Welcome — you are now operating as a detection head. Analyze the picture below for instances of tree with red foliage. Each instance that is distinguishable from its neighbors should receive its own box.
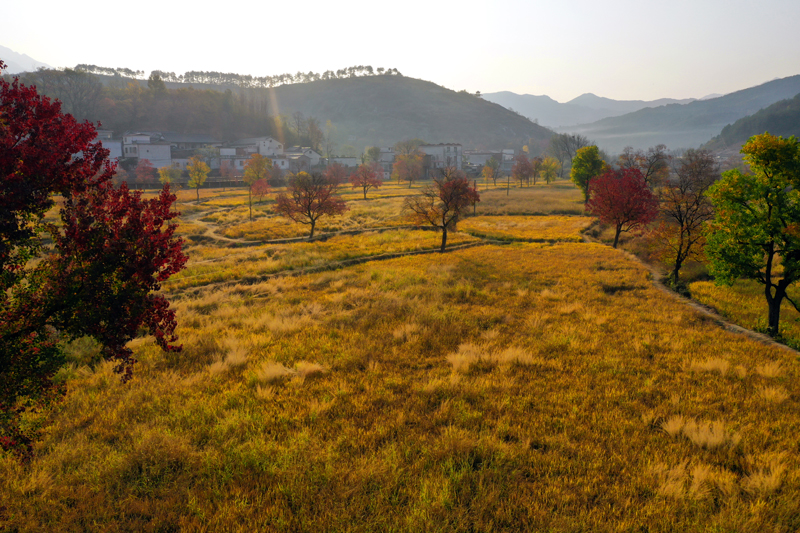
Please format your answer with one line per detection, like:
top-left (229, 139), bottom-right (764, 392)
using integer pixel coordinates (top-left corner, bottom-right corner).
top-left (392, 151), bottom-right (424, 187)
top-left (274, 171), bottom-right (348, 239)
top-left (512, 153), bottom-right (535, 187)
top-left (323, 161), bottom-right (348, 185)
top-left (135, 158), bottom-right (156, 186)
top-left (252, 178), bottom-right (271, 204)
top-left (243, 154), bottom-right (272, 221)
top-left (349, 163), bottom-right (382, 199)
top-left (586, 168), bottom-right (658, 248)
top-left (404, 167), bottom-right (480, 252)
top-left (0, 62), bottom-right (187, 457)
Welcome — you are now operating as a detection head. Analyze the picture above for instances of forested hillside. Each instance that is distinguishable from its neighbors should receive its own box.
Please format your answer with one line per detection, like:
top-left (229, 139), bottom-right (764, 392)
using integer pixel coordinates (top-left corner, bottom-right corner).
top-left (703, 93), bottom-right (800, 152)
top-left (7, 67), bottom-right (552, 152)
top-left (567, 74), bottom-right (800, 152)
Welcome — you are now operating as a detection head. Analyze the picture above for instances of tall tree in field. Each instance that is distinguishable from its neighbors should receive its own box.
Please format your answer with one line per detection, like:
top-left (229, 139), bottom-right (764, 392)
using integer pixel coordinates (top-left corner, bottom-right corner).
top-left (135, 158), bottom-right (156, 186)
top-left (364, 146), bottom-right (381, 164)
top-left (586, 168), bottom-right (658, 248)
top-left (618, 144), bottom-right (671, 186)
top-left (650, 149), bottom-right (718, 285)
top-left (243, 154), bottom-right (272, 221)
top-left (158, 165), bottom-right (182, 185)
top-left (274, 171), bottom-right (348, 239)
top-left (187, 156), bottom-right (210, 204)
top-left (482, 156), bottom-right (501, 186)
top-left (350, 163), bottom-right (382, 199)
top-left (323, 161), bottom-right (348, 184)
top-left (512, 153), bottom-right (535, 187)
top-left (404, 167), bottom-right (480, 253)
top-left (0, 63), bottom-right (186, 456)
top-left (571, 145), bottom-right (606, 202)
top-left (705, 133), bottom-right (800, 337)
top-left (541, 157), bottom-right (561, 184)
top-left (392, 151), bottom-right (424, 186)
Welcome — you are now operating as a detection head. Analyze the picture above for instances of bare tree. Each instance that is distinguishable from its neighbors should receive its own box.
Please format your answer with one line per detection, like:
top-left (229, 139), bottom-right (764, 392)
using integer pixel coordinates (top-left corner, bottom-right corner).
top-left (548, 133), bottom-right (590, 178)
top-left (618, 144), bottom-right (671, 186)
top-left (650, 149), bottom-right (718, 285)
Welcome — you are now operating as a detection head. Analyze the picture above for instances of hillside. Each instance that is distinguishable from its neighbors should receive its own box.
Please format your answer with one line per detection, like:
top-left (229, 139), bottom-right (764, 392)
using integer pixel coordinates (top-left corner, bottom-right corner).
top-left (703, 92), bottom-right (800, 152)
top-left (566, 74), bottom-right (800, 153)
top-left (0, 44), bottom-right (50, 74)
top-left (263, 76), bottom-right (554, 151)
top-left (483, 91), bottom-right (693, 128)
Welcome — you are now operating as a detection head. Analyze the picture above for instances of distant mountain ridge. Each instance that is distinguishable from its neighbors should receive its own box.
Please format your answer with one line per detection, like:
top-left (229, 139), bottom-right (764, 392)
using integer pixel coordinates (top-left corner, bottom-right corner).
top-left (0, 45), bottom-right (51, 74)
top-left (702, 92), bottom-right (800, 152)
top-left (566, 74), bottom-right (800, 153)
top-left (482, 91), bottom-right (694, 128)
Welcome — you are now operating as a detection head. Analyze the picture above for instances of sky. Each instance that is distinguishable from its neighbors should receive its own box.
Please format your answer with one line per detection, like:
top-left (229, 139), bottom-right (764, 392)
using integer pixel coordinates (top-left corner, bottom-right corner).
top-left (4, 0), bottom-right (800, 103)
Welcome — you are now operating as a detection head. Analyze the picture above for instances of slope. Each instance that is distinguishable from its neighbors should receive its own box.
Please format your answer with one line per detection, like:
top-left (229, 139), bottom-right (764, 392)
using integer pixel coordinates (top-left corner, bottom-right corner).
top-left (703, 92), bottom-right (800, 152)
top-left (567, 74), bottom-right (800, 153)
top-left (483, 90), bottom-right (693, 128)
top-left (264, 76), bottom-right (554, 151)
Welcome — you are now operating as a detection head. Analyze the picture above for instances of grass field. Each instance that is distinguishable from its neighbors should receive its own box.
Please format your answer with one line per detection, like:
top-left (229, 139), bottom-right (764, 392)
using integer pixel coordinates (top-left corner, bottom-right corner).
top-left (4, 179), bottom-right (799, 532)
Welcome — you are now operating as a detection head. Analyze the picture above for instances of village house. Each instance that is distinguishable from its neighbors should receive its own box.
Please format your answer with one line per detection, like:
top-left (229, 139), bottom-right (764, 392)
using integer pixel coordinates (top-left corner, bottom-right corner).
top-left (419, 143), bottom-right (463, 177)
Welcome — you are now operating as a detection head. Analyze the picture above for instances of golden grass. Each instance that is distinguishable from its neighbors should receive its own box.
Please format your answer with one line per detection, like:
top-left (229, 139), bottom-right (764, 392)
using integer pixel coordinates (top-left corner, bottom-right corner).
top-left (458, 215), bottom-right (592, 242)
top-left (5, 208), bottom-right (800, 531)
top-left (689, 279), bottom-right (800, 346)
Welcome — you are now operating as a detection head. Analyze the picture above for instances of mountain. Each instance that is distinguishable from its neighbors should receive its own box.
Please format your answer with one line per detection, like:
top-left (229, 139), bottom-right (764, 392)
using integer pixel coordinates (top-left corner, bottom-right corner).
top-left (702, 92), bottom-right (800, 153)
top-left (0, 45), bottom-right (51, 73)
top-left (254, 76), bottom-right (554, 151)
top-left (566, 74), bottom-right (800, 153)
top-left (482, 91), bottom-right (693, 128)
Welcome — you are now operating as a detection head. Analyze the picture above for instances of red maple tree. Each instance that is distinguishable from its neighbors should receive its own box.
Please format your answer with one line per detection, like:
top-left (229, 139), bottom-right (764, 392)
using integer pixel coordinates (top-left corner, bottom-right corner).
top-left (586, 168), bottom-right (658, 248)
top-left (404, 167), bottom-right (480, 252)
top-left (0, 62), bottom-right (187, 456)
top-left (135, 158), bottom-right (156, 185)
top-left (274, 171), bottom-right (348, 239)
top-left (349, 163), bottom-right (383, 199)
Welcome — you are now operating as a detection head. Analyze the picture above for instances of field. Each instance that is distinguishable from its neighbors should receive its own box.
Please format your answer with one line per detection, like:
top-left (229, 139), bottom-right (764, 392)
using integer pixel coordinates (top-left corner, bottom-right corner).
top-left (3, 179), bottom-right (799, 532)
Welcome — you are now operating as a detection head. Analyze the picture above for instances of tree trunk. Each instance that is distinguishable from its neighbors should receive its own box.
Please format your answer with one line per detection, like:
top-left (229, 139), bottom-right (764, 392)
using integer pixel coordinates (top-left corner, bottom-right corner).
top-left (766, 285), bottom-right (785, 337)
top-left (672, 259), bottom-right (683, 286)
top-left (248, 189), bottom-right (253, 221)
top-left (440, 227), bottom-right (447, 253)
top-left (613, 225), bottom-right (621, 248)
top-left (196, 186), bottom-right (200, 204)
top-left (309, 220), bottom-right (316, 240)
top-left (363, 188), bottom-right (367, 200)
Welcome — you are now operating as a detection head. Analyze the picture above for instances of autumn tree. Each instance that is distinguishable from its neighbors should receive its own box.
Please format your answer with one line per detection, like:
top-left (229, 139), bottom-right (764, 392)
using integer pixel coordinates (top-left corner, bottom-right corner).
top-left (541, 157), bottom-right (561, 184)
top-left (512, 153), bottom-right (535, 187)
top-left (549, 133), bottom-right (590, 178)
top-left (481, 156), bottom-right (501, 186)
top-left (0, 63), bottom-right (186, 456)
top-left (650, 149), bottom-right (718, 285)
top-left (705, 133), bottom-right (800, 337)
top-left (187, 156), bottom-right (210, 204)
top-left (394, 138), bottom-right (425, 156)
top-left (364, 146), bottom-right (381, 164)
top-left (392, 151), bottom-right (424, 186)
top-left (404, 167), bottom-right (480, 253)
top-left (158, 165), bottom-right (182, 185)
top-left (618, 144), bottom-right (670, 186)
top-left (350, 163), bottom-right (383, 199)
top-left (243, 154), bottom-right (272, 220)
top-left (586, 168), bottom-right (658, 248)
top-left (135, 158), bottom-right (156, 186)
top-left (323, 161), bottom-right (348, 184)
top-left (571, 145), bottom-right (606, 202)
top-left (275, 171), bottom-right (348, 239)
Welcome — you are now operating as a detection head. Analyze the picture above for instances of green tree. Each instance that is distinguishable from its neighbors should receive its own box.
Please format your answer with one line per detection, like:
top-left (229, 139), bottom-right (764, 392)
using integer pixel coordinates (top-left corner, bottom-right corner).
top-left (540, 157), bottom-right (561, 184)
top-left (481, 156), bottom-right (501, 186)
top-left (243, 154), bottom-right (272, 221)
top-left (365, 146), bottom-right (381, 164)
top-left (187, 156), bottom-right (210, 204)
top-left (705, 133), bottom-right (800, 337)
top-left (571, 145), bottom-right (606, 202)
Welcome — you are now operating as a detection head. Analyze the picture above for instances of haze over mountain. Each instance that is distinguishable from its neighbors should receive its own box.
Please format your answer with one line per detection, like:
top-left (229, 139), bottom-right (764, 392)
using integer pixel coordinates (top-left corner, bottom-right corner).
top-left (482, 91), bottom-right (694, 128)
top-left (702, 92), bottom-right (800, 154)
top-left (564, 74), bottom-right (800, 153)
top-left (0, 45), bottom-right (50, 74)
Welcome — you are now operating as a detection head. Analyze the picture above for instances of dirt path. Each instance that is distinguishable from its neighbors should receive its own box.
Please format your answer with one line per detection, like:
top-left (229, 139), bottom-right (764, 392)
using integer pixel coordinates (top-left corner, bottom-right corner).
top-left (582, 233), bottom-right (799, 354)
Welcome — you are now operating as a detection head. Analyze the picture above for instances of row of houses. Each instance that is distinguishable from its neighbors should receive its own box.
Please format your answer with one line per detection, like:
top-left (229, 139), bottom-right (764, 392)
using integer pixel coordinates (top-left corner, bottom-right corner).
top-left (97, 131), bottom-right (516, 178)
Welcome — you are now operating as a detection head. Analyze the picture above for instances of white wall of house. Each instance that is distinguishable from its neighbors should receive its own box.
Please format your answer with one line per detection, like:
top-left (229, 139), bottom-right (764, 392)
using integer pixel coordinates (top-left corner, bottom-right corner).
top-left (136, 143), bottom-right (172, 168)
top-left (258, 137), bottom-right (284, 157)
top-left (420, 144), bottom-right (463, 170)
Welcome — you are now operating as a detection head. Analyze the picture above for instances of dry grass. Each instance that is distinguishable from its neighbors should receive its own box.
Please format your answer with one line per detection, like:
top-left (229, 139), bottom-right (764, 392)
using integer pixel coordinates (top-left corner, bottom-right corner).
top-left (459, 215), bottom-right (592, 242)
top-left (4, 208), bottom-right (800, 531)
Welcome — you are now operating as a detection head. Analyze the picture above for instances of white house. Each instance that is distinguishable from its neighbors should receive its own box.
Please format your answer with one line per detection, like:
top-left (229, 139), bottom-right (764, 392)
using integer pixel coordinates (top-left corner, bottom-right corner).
top-left (228, 136), bottom-right (285, 157)
top-left (419, 143), bottom-right (463, 174)
top-left (136, 142), bottom-right (172, 168)
top-left (286, 146), bottom-right (321, 167)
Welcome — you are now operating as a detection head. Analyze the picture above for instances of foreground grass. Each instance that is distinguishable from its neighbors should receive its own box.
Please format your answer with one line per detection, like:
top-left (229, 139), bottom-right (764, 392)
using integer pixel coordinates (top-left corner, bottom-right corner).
top-left (3, 243), bottom-right (798, 532)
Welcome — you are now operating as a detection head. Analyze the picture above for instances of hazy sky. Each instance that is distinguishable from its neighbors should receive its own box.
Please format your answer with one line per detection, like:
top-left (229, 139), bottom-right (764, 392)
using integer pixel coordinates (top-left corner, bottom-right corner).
top-left (5, 0), bottom-right (800, 102)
